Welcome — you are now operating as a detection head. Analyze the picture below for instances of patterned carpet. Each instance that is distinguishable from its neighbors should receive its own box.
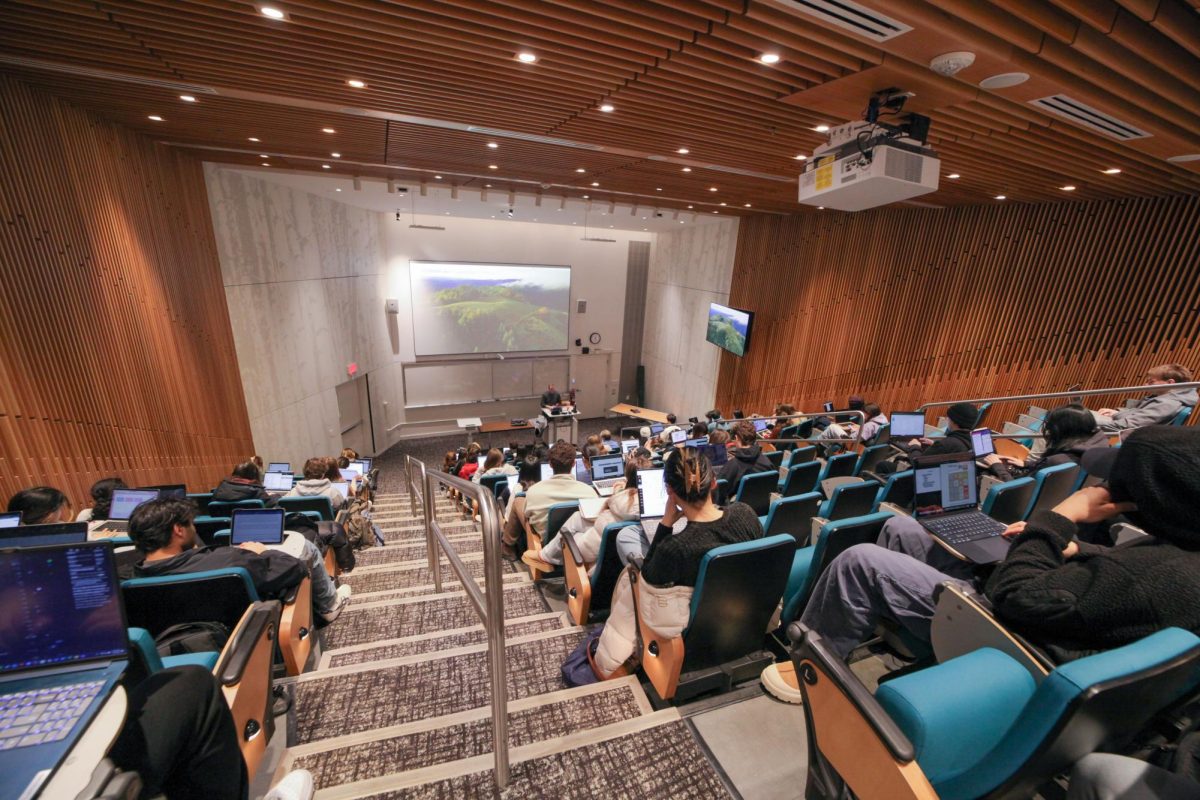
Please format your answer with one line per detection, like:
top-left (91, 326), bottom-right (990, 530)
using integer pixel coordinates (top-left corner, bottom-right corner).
top-left (326, 616), bottom-right (567, 668)
top-left (292, 632), bottom-right (588, 743)
top-left (323, 584), bottom-right (551, 650)
top-left (291, 683), bottom-right (645, 789)
top-left (358, 721), bottom-right (733, 800)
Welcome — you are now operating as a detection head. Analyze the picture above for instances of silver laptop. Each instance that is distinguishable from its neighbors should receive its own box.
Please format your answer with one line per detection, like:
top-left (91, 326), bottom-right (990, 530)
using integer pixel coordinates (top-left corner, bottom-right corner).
top-left (636, 467), bottom-right (667, 535)
top-left (889, 412), bottom-right (926, 440)
top-left (92, 488), bottom-right (159, 535)
top-left (264, 472), bottom-right (294, 492)
top-left (590, 454), bottom-right (626, 496)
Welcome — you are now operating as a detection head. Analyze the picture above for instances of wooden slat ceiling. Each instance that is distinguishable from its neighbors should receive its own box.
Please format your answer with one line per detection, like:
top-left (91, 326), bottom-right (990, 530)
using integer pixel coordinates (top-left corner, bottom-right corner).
top-left (1, 0), bottom-right (1198, 215)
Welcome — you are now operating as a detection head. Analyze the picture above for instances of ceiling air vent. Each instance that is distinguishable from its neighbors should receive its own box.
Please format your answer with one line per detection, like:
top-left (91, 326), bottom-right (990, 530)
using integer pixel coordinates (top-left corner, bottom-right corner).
top-left (769, 0), bottom-right (912, 42)
top-left (1029, 95), bottom-right (1151, 141)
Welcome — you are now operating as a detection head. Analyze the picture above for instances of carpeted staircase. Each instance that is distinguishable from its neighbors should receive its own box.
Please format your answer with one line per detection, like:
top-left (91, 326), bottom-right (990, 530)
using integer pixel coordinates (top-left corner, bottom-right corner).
top-left (270, 484), bottom-right (737, 798)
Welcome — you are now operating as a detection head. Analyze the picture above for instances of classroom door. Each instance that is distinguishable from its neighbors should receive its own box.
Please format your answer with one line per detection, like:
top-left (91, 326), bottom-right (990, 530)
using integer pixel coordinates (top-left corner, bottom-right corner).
top-left (336, 375), bottom-right (373, 456)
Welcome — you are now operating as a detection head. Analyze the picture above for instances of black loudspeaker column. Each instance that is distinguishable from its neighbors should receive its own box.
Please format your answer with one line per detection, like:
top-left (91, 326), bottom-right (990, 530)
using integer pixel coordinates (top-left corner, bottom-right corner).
top-left (636, 365), bottom-right (645, 407)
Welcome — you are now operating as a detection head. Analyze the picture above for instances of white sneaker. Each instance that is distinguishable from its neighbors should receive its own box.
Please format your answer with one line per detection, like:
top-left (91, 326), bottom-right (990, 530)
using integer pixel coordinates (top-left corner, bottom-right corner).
top-left (336, 583), bottom-right (352, 603)
top-left (320, 585), bottom-right (353, 623)
top-left (263, 769), bottom-right (314, 800)
top-left (761, 662), bottom-right (804, 705)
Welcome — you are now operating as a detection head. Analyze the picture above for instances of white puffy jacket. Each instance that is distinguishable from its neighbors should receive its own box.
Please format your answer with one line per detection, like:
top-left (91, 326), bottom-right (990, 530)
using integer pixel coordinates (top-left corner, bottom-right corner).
top-left (593, 565), bottom-right (693, 677)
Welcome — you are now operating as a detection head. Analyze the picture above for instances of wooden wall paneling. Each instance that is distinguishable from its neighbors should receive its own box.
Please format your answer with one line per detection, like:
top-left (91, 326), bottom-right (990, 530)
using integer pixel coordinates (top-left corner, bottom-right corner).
top-left (0, 75), bottom-right (253, 506)
top-left (717, 194), bottom-right (1200, 427)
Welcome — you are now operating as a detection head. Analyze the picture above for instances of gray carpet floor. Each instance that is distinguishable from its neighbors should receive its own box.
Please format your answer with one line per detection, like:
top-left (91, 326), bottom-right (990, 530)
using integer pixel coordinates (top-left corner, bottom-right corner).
top-left (325, 616), bottom-right (566, 669)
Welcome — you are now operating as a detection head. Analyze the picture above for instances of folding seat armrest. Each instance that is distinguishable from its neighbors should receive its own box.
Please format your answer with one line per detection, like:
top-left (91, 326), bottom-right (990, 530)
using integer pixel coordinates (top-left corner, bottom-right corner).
top-left (560, 531), bottom-right (591, 626)
top-left (810, 516), bottom-right (829, 541)
top-left (930, 582), bottom-right (1053, 682)
top-left (860, 469), bottom-right (883, 484)
top-left (561, 529), bottom-right (584, 565)
top-left (878, 502), bottom-right (910, 517)
top-left (628, 554), bottom-right (645, 571)
top-left (216, 600), bottom-right (280, 687)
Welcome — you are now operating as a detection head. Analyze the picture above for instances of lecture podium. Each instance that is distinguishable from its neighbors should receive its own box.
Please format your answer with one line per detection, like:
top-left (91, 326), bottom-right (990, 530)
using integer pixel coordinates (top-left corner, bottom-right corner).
top-left (541, 406), bottom-right (579, 443)
top-left (609, 403), bottom-right (672, 425)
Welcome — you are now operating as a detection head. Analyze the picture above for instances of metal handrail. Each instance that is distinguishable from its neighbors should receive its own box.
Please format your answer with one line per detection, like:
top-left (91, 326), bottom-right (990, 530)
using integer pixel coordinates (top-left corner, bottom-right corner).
top-left (411, 457), bottom-right (510, 790)
top-left (915, 382), bottom-right (1200, 412)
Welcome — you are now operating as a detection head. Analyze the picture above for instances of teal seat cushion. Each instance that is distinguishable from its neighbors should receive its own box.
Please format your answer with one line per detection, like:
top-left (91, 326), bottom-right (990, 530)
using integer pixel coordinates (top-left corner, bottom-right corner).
top-left (876, 648), bottom-right (1035, 798)
top-left (781, 546), bottom-right (817, 623)
top-left (162, 652), bottom-right (219, 672)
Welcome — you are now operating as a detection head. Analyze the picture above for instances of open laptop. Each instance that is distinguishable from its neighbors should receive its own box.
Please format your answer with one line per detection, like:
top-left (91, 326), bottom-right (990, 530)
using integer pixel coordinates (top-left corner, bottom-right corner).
top-left (230, 508), bottom-right (285, 545)
top-left (1, 522), bottom-right (88, 548)
top-left (573, 457), bottom-right (593, 485)
top-left (264, 472), bottom-right (295, 493)
top-left (344, 461), bottom-right (366, 478)
top-left (92, 488), bottom-right (159, 536)
top-left (670, 429), bottom-right (687, 445)
top-left (649, 423), bottom-right (664, 437)
top-left (823, 401), bottom-right (835, 412)
top-left (706, 443), bottom-right (729, 467)
top-left (0, 542), bottom-right (129, 799)
top-left (684, 436), bottom-right (709, 448)
top-left (590, 453), bottom-right (626, 496)
top-left (636, 467), bottom-right (668, 535)
top-left (142, 484), bottom-right (186, 500)
top-left (578, 496), bottom-right (606, 521)
top-left (753, 418), bottom-right (771, 434)
top-left (329, 481), bottom-right (351, 502)
top-left (539, 463), bottom-right (553, 482)
top-left (621, 439), bottom-right (638, 456)
top-left (267, 462), bottom-right (290, 474)
top-left (0, 512), bottom-right (20, 529)
top-left (913, 452), bottom-right (1008, 564)
top-left (890, 412), bottom-right (926, 440)
top-left (971, 427), bottom-right (995, 458)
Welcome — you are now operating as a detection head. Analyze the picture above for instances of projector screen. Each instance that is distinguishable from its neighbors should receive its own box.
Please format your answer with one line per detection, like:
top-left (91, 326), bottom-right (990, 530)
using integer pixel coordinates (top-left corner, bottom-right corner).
top-left (706, 302), bottom-right (753, 357)
top-left (410, 261), bottom-right (571, 356)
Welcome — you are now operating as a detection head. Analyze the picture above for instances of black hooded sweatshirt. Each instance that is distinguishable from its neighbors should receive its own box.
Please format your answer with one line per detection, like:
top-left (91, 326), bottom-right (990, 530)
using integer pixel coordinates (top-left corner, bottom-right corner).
top-left (985, 426), bottom-right (1200, 660)
top-left (718, 444), bottom-right (775, 494)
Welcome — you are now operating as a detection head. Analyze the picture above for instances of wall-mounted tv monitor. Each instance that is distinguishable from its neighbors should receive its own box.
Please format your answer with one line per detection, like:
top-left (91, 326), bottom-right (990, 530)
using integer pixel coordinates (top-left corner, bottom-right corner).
top-left (409, 261), bottom-right (571, 356)
top-left (706, 302), bottom-right (753, 357)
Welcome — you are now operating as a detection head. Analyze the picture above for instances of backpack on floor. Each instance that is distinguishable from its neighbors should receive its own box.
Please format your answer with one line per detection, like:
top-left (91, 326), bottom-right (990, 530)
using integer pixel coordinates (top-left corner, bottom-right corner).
top-left (338, 497), bottom-right (375, 549)
top-left (155, 621), bottom-right (230, 657)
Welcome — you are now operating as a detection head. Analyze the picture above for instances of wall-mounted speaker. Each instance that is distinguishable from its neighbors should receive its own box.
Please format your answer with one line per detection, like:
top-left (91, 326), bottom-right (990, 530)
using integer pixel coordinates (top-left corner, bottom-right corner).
top-left (577, 299), bottom-right (587, 313)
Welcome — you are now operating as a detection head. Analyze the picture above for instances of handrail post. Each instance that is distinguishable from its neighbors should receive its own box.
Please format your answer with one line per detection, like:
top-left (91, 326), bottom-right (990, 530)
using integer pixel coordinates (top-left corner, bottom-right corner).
top-left (478, 482), bottom-right (509, 789)
top-left (422, 464), bottom-right (441, 594)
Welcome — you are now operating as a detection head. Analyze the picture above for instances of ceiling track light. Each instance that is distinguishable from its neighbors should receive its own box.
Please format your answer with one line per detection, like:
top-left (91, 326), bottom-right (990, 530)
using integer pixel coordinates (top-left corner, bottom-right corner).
top-left (559, 196), bottom-right (567, 211)
top-left (450, 184), bottom-right (459, 200)
top-left (420, 182), bottom-right (428, 196)
top-left (481, 187), bottom-right (488, 201)
top-left (508, 189), bottom-right (516, 205)
top-left (352, 176), bottom-right (362, 191)
top-left (630, 204), bottom-right (638, 217)
top-left (608, 200), bottom-right (616, 214)
top-left (535, 194), bottom-right (543, 207)
top-left (387, 179), bottom-right (395, 194)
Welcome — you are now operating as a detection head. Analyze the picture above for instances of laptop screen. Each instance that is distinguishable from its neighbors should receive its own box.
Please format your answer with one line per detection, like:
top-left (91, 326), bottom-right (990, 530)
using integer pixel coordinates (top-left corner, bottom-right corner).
top-left (264, 472), bottom-right (294, 491)
top-left (0, 512), bottom-right (20, 529)
top-left (649, 423), bottom-right (664, 436)
top-left (621, 439), bottom-right (638, 455)
top-left (539, 463), bottom-right (553, 482)
top-left (971, 428), bottom-right (995, 458)
top-left (706, 443), bottom-right (729, 467)
top-left (348, 460), bottom-right (368, 476)
top-left (574, 457), bottom-right (593, 484)
top-left (109, 489), bottom-right (160, 521)
top-left (231, 509), bottom-right (285, 545)
top-left (636, 469), bottom-right (668, 519)
top-left (330, 482), bottom-right (350, 501)
top-left (684, 436), bottom-right (709, 448)
top-left (591, 454), bottom-right (625, 481)
top-left (0, 522), bottom-right (89, 548)
top-left (753, 418), bottom-right (771, 433)
top-left (0, 543), bottom-right (127, 673)
top-left (143, 484), bottom-right (187, 500)
top-left (505, 474), bottom-right (520, 493)
top-left (477, 456), bottom-right (487, 468)
top-left (890, 412), bottom-right (926, 438)
top-left (913, 454), bottom-right (978, 517)
top-left (358, 457), bottom-right (373, 473)
top-left (267, 462), bottom-right (290, 473)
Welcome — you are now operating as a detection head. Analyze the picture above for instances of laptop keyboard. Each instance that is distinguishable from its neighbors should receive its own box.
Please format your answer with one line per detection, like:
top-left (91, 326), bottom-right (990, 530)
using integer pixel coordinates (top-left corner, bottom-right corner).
top-left (0, 681), bottom-right (102, 749)
top-left (923, 513), bottom-right (1006, 546)
top-left (594, 478), bottom-right (622, 490)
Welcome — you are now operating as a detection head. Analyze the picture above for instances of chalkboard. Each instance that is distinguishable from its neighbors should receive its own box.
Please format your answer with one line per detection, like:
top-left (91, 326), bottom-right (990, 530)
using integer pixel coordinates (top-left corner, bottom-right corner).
top-left (403, 357), bottom-right (569, 409)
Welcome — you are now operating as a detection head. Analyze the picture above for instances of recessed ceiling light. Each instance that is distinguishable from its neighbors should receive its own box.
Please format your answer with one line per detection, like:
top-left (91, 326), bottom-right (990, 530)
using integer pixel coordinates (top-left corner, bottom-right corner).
top-left (179, 95), bottom-right (195, 102)
top-left (434, 175), bottom-right (442, 179)
top-left (261, 162), bottom-right (269, 166)
top-left (335, 188), bottom-right (342, 192)
top-left (679, 220), bottom-right (685, 224)
top-left (947, 173), bottom-right (961, 179)
top-left (995, 194), bottom-right (1007, 200)
top-left (248, 137), bottom-right (259, 142)
top-left (599, 104), bottom-right (615, 113)
top-left (485, 183), bottom-right (492, 188)
top-left (488, 164), bottom-right (498, 170)
top-left (259, 6), bottom-right (285, 19)
top-left (331, 152), bottom-right (341, 157)
top-left (709, 187), bottom-right (718, 192)
top-left (677, 148), bottom-right (689, 154)
top-left (322, 127), bottom-right (335, 134)
top-left (979, 72), bottom-right (1029, 90)
top-left (814, 124), bottom-right (830, 133)
top-left (641, 216), bottom-right (646, 220)
top-left (487, 142), bottom-right (499, 149)
top-left (1102, 168), bottom-right (1122, 174)
top-left (583, 195), bottom-right (590, 199)
top-left (147, 115), bottom-right (163, 121)
top-left (682, 167), bottom-right (692, 172)
top-left (712, 210), bottom-right (719, 214)
top-left (1060, 185), bottom-right (1076, 191)
top-left (744, 203), bottom-right (752, 207)
top-left (347, 79), bottom-right (366, 88)
top-left (517, 52), bottom-right (537, 63)
top-left (759, 53), bottom-right (781, 64)
top-left (322, 164), bottom-right (330, 169)
top-left (687, 205), bottom-right (693, 209)
top-left (642, 227), bottom-right (648, 231)
top-left (591, 182), bottom-right (599, 187)
top-left (720, 202), bottom-right (727, 206)
top-left (259, 154), bottom-right (268, 158)
top-left (793, 154), bottom-right (807, 160)
top-left (817, 206), bottom-right (824, 210)
top-left (1167, 154), bottom-right (1200, 163)
top-left (656, 187), bottom-right (662, 191)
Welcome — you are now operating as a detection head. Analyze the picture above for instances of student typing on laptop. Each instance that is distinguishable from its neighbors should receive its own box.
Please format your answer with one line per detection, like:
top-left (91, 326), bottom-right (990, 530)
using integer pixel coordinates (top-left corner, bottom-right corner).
top-left (128, 498), bottom-right (350, 623)
top-left (6, 486), bottom-right (73, 525)
top-left (211, 460), bottom-right (278, 506)
top-left (795, 426), bottom-right (1200, 663)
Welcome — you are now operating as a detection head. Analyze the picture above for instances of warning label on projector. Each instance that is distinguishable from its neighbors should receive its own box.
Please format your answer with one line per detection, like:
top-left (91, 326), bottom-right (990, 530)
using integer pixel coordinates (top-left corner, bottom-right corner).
top-left (815, 156), bottom-right (834, 191)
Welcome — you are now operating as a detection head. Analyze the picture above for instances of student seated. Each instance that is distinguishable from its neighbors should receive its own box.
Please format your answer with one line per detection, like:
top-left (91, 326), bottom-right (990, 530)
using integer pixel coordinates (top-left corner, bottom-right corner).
top-left (798, 426), bottom-right (1200, 662)
top-left (718, 420), bottom-right (774, 488)
top-left (599, 429), bottom-right (618, 453)
top-left (705, 409), bottom-right (723, 432)
top-left (858, 403), bottom-right (889, 443)
top-left (472, 447), bottom-right (517, 483)
top-left (1092, 363), bottom-right (1196, 431)
top-left (286, 457), bottom-right (347, 512)
top-left (7, 486), bottom-right (73, 524)
top-left (458, 443), bottom-right (483, 481)
top-left (129, 498), bottom-right (350, 622)
top-left (521, 456), bottom-right (648, 571)
top-left (500, 455), bottom-right (544, 559)
top-left (76, 477), bottom-right (126, 522)
top-left (901, 401), bottom-right (978, 455)
top-left (983, 404), bottom-right (1109, 480)
top-left (522, 442), bottom-right (597, 535)
top-left (212, 461), bottom-right (277, 506)
top-left (591, 448), bottom-right (765, 677)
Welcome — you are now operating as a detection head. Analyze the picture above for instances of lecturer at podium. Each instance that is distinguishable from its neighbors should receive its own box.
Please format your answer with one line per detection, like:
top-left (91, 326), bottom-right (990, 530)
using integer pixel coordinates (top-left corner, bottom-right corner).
top-left (541, 384), bottom-right (563, 407)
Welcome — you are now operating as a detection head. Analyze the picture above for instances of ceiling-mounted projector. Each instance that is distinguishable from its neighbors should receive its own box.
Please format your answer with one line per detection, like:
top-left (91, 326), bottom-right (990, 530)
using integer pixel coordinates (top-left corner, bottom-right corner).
top-left (798, 90), bottom-right (939, 212)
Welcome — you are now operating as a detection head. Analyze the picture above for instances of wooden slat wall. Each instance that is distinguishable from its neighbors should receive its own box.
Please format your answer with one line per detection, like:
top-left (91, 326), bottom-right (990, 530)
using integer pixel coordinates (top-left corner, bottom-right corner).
top-left (0, 75), bottom-right (253, 507)
top-left (716, 194), bottom-right (1200, 426)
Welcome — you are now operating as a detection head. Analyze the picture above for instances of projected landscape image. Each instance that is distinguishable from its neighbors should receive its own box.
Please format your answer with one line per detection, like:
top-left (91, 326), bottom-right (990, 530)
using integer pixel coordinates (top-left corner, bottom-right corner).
top-left (706, 302), bottom-right (751, 357)
top-left (410, 262), bottom-right (571, 356)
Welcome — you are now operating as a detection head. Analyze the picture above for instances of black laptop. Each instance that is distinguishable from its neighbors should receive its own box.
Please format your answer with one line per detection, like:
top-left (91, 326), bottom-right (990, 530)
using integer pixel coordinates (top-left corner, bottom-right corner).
top-left (0, 521), bottom-right (89, 549)
top-left (0, 542), bottom-right (129, 798)
top-left (913, 452), bottom-right (1009, 564)
top-left (636, 467), bottom-right (668, 535)
top-left (230, 508), bottom-right (286, 545)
